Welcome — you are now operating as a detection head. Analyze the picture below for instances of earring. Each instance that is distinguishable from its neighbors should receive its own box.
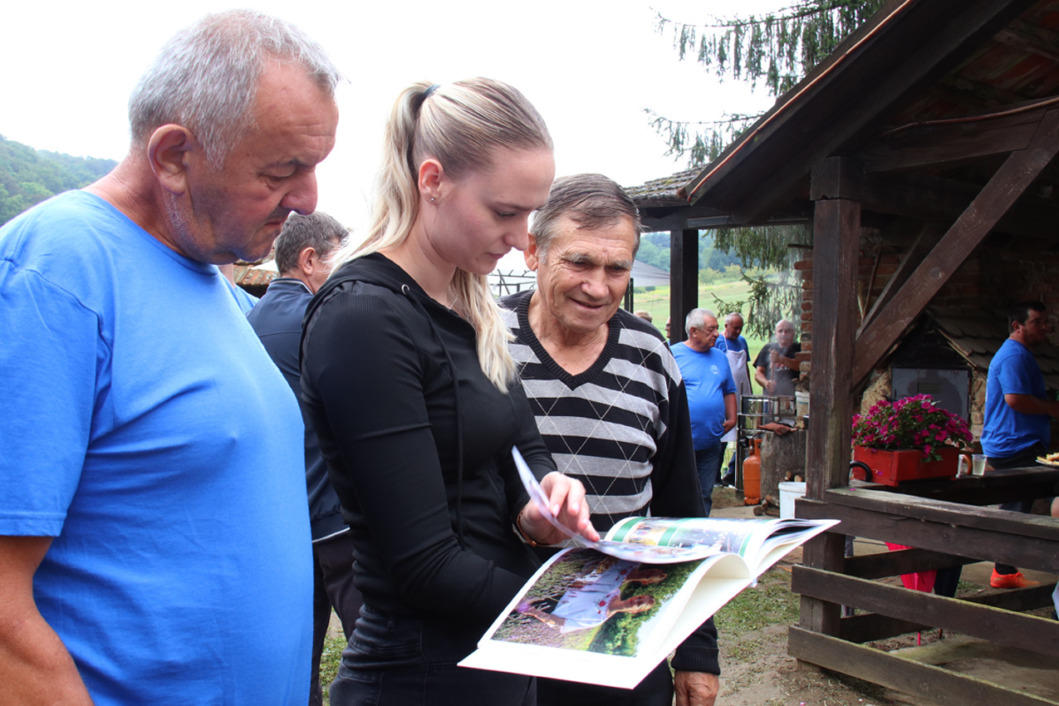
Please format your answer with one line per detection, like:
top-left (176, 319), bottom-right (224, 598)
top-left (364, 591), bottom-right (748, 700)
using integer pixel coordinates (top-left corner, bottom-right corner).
top-left (430, 197), bottom-right (436, 203)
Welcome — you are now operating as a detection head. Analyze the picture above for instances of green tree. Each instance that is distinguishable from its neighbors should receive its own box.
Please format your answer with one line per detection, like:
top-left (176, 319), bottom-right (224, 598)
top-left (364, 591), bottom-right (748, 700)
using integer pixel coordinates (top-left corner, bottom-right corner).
top-left (0, 135), bottom-right (115, 226)
top-left (646, 1), bottom-right (881, 337)
top-left (650, 0), bottom-right (885, 165)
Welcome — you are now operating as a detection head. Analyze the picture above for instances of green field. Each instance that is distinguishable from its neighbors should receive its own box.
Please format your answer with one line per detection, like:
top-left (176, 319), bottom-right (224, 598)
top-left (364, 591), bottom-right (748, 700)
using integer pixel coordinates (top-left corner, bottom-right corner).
top-left (631, 278), bottom-right (772, 382)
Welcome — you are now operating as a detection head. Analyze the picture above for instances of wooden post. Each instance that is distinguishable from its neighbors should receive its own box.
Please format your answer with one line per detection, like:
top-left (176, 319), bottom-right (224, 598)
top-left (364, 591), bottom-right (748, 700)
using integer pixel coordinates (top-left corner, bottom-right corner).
top-left (669, 228), bottom-right (699, 343)
top-left (803, 157), bottom-right (861, 635)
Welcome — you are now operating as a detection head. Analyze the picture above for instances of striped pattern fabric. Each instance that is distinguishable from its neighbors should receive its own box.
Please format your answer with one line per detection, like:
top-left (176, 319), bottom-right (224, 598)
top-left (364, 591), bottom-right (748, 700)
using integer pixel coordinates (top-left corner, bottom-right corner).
top-left (502, 291), bottom-right (685, 531)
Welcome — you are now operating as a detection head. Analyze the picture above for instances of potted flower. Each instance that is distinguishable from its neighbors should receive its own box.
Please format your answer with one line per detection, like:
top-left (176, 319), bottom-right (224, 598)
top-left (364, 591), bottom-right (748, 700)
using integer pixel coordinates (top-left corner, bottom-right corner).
top-left (851, 394), bottom-right (972, 486)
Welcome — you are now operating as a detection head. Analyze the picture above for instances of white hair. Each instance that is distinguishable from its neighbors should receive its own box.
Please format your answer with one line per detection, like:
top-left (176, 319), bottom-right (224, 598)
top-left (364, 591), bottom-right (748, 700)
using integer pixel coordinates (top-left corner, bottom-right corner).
top-left (128, 10), bottom-right (341, 167)
top-left (684, 308), bottom-right (716, 335)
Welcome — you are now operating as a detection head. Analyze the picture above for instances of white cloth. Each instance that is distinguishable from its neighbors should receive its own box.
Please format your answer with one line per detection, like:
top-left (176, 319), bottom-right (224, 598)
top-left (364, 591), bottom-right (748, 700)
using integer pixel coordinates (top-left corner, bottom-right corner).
top-left (722, 345), bottom-right (751, 442)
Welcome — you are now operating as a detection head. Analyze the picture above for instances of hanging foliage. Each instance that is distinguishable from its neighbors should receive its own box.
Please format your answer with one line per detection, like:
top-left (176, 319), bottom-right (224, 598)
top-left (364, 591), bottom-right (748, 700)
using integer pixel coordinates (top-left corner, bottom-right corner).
top-left (651, 0), bottom-right (885, 166)
top-left (648, 1), bottom-right (882, 335)
top-left (658, 0), bottom-right (885, 97)
top-left (706, 224), bottom-right (811, 338)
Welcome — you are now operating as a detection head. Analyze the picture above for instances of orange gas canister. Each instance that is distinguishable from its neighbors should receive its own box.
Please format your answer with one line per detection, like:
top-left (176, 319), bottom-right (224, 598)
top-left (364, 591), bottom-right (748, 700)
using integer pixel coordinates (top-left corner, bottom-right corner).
top-left (743, 438), bottom-right (762, 505)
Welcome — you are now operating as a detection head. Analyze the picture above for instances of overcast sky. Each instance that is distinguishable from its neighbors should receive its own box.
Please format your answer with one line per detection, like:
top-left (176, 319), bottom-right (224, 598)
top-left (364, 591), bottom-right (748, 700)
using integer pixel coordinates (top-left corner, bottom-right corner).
top-left (1, 0), bottom-right (779, 232)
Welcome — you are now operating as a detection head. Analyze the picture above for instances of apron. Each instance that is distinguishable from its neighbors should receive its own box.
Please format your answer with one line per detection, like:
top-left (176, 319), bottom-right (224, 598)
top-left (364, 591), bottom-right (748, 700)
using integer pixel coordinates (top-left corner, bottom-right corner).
top-left (722, 341), bottom-right (751, 443)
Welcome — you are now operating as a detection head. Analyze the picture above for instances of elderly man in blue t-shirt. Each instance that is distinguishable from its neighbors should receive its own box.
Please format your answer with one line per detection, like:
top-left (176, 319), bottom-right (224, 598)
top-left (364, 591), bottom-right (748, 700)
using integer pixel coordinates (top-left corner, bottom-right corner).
top-left (981, 300), bottom-right (1059, 588)
top-left (0, 12), bottom-right (340, 703)
top-left (672, 309), bottom-right (738, 515)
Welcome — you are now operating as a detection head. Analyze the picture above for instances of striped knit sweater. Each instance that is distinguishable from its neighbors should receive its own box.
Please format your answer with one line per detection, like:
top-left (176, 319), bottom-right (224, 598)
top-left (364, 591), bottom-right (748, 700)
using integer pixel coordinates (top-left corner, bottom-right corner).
top-left (501, 290), bottom-right (703, 532)
top-left (501, 290), bottom-right (720, 677)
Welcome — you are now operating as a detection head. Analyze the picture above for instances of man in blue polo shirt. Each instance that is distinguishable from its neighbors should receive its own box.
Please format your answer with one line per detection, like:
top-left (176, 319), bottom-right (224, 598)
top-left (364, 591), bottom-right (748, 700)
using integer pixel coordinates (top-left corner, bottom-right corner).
top-left (982, 300), bottom-right (1059, 588)
top-left (672, 309), bottom-right (737, 515)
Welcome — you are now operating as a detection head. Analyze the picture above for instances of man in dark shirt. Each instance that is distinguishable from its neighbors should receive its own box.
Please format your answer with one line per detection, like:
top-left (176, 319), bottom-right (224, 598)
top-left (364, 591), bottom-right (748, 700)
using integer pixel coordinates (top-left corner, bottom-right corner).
top-left (247, 212), bottom-right (360, 706)
top-left (754, 319), bottom-right (802, 398)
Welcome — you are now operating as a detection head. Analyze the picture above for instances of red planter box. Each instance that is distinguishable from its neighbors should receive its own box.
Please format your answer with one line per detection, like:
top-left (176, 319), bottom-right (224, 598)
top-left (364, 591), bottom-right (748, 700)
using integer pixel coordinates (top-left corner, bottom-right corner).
top-left (852, 446), bottom-right (959, 486)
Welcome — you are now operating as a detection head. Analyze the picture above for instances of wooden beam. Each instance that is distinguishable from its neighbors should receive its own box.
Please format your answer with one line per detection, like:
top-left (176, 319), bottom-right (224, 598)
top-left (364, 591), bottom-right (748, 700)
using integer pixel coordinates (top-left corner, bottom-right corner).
top-left (806, 161), bottom-right (862, 498)
top-left (859, 220), bottom-right (937, 333)
top-left (691, 0), bottom-right (1037, 223)
top-left (638, 204), bottom-right (732, 233)
top-left (994, 19), bottom-right (1059, 64)
top-left (669, 229), bottom-right (698, 343)
top-left (852, 109), bottom-right (1059, 384)
top-left (808, 165), bottom-right (1059, 239)
top-left (795, 495), bottom-right (1059, 573)
top-left (788, 627), bottom-right (1059, 706)
top-left (859, 104), bottom-right (1048, 173)
top-left (793, 567), bottom-right (1059, 655)
top-left (843, 547), bottom-right (971, 580)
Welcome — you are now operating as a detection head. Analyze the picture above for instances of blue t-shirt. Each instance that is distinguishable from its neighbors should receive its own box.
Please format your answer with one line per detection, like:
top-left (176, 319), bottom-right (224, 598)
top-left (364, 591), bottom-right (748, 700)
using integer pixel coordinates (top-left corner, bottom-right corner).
top-left (671, 343), bottom-right (736, 449)
top-left (981, 338), bottom-right (1050, 458)
top-left (714, 334), bottom-right (749, 355)
top-left (0, 191), bottom-right (312, 704)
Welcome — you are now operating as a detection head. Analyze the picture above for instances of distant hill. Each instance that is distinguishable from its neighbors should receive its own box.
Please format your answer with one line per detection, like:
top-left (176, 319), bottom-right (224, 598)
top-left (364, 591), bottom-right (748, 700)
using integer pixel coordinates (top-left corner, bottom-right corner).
top-left (0, 135), bottom-right (117, 226)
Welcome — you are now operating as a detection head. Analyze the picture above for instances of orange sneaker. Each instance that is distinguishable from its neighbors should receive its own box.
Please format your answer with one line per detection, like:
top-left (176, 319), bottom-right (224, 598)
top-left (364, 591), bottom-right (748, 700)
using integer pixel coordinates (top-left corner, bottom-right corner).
top-left (990, 570), bottom-right (1040, 589)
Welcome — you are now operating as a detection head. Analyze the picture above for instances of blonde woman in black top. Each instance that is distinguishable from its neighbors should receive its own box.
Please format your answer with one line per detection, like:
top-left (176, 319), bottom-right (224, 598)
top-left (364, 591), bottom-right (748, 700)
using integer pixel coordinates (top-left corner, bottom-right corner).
top-left (301, 79), bottom-right (597, 706)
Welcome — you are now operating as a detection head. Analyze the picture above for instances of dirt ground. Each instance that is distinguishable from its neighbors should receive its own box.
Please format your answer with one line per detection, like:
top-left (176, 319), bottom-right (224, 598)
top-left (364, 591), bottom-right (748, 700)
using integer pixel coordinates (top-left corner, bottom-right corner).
top-left (710, 565), bottom-right (907, 706)
top-left (709, 489), bottom-right (897, 706)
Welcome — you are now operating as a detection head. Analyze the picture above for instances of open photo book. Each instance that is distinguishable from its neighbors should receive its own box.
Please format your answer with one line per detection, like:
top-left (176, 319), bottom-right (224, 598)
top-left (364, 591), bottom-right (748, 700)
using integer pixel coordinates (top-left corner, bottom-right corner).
top-left (458, 448), bottom-right (839, 689)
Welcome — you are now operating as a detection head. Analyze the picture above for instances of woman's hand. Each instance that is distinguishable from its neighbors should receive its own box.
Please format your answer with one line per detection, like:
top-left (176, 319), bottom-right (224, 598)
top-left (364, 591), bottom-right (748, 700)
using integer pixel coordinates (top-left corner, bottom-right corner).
top-left (517, 473), bottom-right (600, 546)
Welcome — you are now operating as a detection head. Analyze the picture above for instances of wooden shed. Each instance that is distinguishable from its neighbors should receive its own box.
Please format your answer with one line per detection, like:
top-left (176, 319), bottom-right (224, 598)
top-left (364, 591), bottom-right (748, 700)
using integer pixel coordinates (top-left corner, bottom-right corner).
top-left (629, 0), bottom-right (1059, 702)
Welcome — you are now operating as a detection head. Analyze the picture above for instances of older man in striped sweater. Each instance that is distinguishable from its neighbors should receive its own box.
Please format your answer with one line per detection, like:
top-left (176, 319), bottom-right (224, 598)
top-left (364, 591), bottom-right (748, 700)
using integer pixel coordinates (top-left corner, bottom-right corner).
top-left (502, 173), bottom-right (719, 706)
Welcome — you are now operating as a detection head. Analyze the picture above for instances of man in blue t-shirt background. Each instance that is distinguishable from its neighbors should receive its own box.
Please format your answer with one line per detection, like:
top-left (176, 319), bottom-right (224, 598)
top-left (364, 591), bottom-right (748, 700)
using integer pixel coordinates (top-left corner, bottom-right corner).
top-left (672, 309), bottom-right (737, 516)
top-left (981, 300), bottom-right (1059, 589)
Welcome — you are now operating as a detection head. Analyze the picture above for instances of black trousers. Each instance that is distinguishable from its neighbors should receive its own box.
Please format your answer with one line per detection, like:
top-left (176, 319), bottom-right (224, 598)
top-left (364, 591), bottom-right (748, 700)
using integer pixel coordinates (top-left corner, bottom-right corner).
top-left (988, 443), bottom-right (1046, 575)
top-left (310, 531), bottom-right (363, 706)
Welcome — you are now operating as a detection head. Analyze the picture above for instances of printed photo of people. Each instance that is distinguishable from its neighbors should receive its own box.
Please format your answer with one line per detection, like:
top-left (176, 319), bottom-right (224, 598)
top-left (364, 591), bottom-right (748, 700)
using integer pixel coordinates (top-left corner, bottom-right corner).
top-left (491, 549), bottom-right (698, 656)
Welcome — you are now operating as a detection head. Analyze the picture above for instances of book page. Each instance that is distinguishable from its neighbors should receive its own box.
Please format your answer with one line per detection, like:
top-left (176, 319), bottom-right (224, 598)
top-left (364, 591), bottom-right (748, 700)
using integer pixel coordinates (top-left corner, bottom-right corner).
top-left (512, 447), bottom-right (722, 563)
top-left (459, 546), bottom-right (750, 688)
top-left (608, 516), bottom-right (839, 576)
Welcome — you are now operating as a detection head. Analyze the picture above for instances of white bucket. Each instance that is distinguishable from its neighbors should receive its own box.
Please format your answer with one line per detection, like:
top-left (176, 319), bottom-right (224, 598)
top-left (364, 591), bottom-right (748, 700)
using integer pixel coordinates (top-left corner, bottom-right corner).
top-left (778, 481), bottom-right (806, 519)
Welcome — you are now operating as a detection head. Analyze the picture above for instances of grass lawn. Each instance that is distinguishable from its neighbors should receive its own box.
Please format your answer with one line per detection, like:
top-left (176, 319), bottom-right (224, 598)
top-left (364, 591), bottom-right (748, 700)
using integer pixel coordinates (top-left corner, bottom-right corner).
top-left (632, 280), bottom-right (773, 395)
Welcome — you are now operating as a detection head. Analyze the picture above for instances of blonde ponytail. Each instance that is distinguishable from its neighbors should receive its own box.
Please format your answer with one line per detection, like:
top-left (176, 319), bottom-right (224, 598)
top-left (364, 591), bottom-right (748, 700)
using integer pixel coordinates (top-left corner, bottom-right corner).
top-left (339, 78), bottom-right (551, 392)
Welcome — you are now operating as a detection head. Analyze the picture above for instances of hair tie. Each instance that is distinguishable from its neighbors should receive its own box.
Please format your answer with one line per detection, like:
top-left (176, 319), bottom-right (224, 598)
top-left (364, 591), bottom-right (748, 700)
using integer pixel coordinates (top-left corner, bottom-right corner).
top-left (423, 84), bottom-right (440, 99)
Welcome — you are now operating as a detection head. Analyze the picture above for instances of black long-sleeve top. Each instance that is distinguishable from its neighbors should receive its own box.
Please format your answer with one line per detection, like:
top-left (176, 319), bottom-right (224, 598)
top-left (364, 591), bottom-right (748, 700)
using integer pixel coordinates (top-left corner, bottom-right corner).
top-left (300, 253), bottom-right (555, 646)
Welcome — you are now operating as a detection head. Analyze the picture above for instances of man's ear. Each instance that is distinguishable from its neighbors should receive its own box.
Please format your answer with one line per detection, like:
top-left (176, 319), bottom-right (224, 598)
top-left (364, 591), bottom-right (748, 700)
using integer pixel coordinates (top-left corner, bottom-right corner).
top-left (298, 246), bottom-right (317, 278)
top-left (417, 158), bottom-right (444, 203)
top-left (524, 234), bottom-right (540, 271)
top-left (147, 124), bottom-right (195, 195)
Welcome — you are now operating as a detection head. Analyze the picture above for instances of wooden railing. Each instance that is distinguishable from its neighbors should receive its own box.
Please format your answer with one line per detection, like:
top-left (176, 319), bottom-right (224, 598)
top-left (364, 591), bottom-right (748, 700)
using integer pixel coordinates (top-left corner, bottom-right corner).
top-left (791, 467), bottom-right (1059, 705)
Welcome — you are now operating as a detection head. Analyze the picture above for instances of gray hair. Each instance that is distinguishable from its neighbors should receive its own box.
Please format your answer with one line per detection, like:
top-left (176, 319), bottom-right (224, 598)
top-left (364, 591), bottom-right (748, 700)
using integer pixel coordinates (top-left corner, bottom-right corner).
top-left (530, 173), bottom-right (641, 263)
top-left (685, 308), bottom-right (716, 335)
top-left (724, 312), bottom-right (744, 326)
top-left (129, 10), bottom-right (342, 167)
top-left (274, 212), bottom-right (347, 275)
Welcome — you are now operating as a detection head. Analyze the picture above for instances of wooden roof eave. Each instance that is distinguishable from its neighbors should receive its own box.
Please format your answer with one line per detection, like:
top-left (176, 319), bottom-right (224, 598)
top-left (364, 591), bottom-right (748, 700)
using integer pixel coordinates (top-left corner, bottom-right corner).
top-left (681, 0), bottom-right (1038, 223)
